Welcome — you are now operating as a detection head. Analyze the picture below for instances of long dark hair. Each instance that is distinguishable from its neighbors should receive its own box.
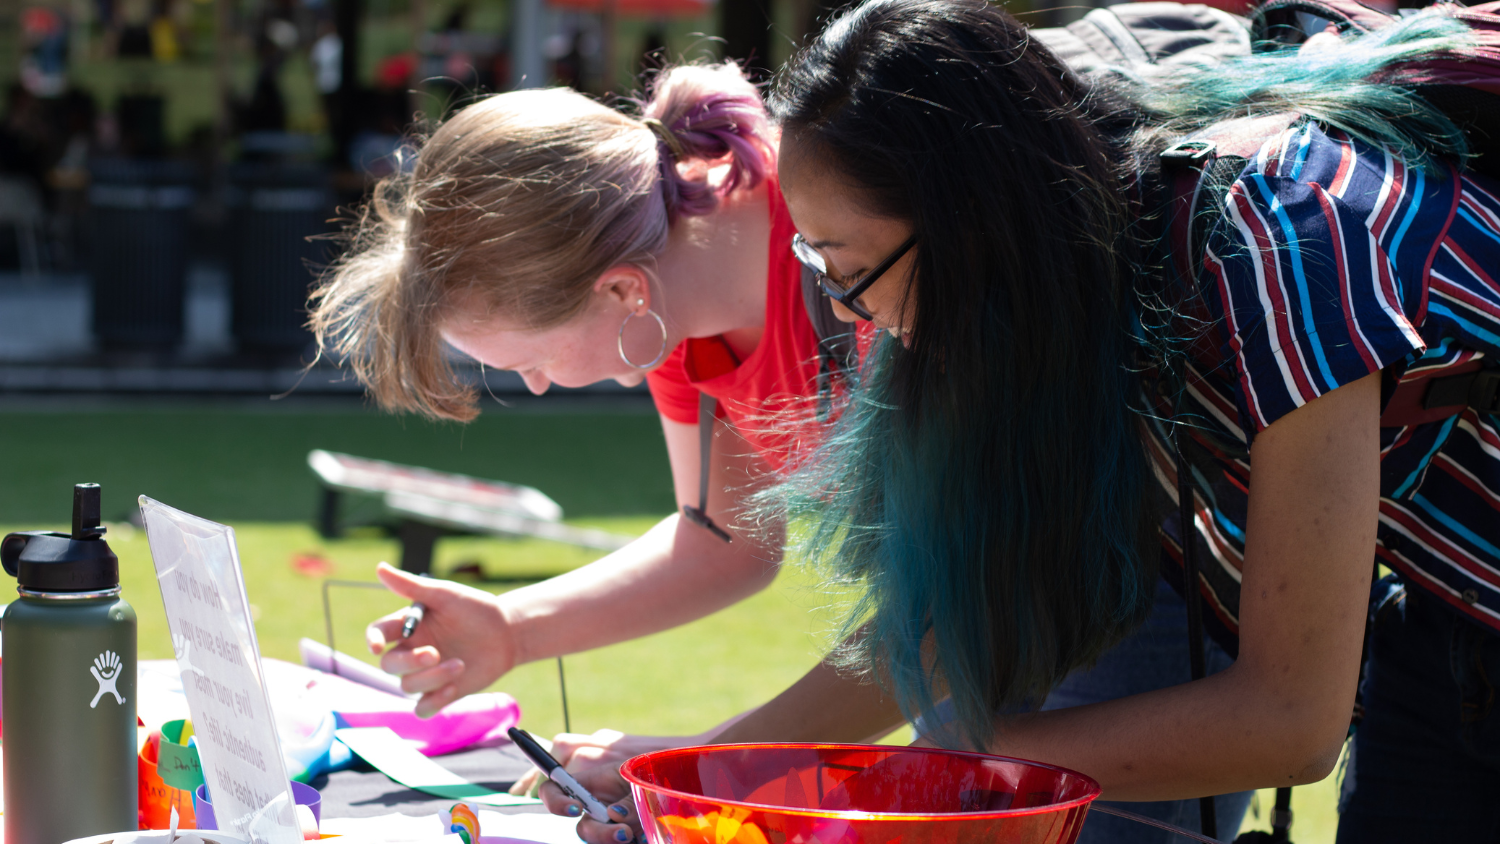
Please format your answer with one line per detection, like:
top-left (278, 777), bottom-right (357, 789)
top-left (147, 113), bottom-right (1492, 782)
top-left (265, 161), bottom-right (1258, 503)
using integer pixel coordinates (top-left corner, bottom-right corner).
top-left (765, 0), bottom-right (1159, 750)
top-left (759, 0), bottom-right (1473, 749)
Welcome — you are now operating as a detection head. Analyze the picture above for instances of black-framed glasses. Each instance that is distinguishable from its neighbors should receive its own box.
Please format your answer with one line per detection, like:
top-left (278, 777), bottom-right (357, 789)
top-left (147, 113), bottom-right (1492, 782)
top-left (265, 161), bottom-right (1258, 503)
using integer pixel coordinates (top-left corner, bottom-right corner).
top-left (792, 232), bottom-right (917, 321)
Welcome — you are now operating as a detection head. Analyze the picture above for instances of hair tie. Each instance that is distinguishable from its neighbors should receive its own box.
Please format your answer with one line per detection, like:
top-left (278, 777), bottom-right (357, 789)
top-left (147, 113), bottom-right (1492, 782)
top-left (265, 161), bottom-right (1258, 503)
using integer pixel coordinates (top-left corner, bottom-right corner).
top-left (642, 117), bottom-right (687, 159)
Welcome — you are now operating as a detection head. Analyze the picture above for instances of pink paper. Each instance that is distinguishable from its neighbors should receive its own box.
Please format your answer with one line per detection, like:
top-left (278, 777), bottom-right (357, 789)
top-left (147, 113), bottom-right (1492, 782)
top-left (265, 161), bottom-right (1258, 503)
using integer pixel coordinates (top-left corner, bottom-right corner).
top-left (260, 659), bottom-right (521, 757)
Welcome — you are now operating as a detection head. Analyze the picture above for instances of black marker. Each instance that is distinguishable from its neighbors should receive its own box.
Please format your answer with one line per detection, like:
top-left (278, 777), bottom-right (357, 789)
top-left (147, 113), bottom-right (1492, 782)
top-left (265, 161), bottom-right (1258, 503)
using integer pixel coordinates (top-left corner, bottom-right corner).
top-left (508, 726), bottom-right (613, 822)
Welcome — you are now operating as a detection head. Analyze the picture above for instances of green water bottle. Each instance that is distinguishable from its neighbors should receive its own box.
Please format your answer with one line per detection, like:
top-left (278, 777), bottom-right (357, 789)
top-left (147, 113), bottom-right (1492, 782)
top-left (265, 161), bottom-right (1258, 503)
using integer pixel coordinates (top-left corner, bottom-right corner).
top-left (2, 484), bottom-right (138, 844)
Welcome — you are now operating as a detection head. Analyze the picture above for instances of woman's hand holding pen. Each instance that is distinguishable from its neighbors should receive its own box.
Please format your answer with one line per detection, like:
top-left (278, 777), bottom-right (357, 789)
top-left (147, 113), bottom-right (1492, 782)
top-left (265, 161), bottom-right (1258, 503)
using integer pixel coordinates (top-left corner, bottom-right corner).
top-left (366, 562), bottom-right (518, 718)
top-left (538, 764), bottom-right (642, 844)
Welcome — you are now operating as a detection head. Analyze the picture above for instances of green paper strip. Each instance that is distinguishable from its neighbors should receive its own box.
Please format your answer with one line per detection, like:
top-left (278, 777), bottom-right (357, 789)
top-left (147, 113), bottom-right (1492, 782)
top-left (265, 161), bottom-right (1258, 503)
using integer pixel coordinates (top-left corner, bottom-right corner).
top-left (334, 727), bottom-right (541, 807)
top-left (158, 718), bottom-right (206, 792)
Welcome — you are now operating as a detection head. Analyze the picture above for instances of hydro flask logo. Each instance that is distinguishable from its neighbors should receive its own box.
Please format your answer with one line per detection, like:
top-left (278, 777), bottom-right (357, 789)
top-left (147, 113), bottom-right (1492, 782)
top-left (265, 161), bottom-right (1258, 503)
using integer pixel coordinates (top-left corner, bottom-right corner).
top-left (89, 650), bottom-right (125, 708)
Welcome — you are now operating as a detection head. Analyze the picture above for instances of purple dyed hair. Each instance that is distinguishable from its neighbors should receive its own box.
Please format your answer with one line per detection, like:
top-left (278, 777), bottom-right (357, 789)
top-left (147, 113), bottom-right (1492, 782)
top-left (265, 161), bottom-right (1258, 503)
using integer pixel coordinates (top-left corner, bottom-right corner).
top-left (640, 63), bottom-right (772, 220)
top-left (309, 61), bottom-right (775, 421)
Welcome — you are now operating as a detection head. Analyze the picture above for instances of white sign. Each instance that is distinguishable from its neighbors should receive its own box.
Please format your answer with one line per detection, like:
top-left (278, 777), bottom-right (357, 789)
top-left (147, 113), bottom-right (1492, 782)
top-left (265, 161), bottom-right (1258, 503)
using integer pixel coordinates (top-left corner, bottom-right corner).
top-left (139, 497), bottom-right (300, 844)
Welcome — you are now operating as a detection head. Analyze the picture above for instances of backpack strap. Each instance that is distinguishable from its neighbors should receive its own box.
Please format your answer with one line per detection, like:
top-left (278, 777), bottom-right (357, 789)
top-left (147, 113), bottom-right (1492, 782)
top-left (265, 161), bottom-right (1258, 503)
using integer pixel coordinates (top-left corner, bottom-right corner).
top-left (1159, 134), bottom-right (1261, 843)
top-left (1380, 361), bottom-right (1500, 426)
top-left (1162, 139), bottom-right (1247, 289)
top-left (684, 392), bottom-right (732, 543)
top-left (1252, 0), bottom-right (1396, 38)
top-left (1170, 411), bottom-right (1219, 842)
top-left (1161, 141), bottom-right (1221, 842)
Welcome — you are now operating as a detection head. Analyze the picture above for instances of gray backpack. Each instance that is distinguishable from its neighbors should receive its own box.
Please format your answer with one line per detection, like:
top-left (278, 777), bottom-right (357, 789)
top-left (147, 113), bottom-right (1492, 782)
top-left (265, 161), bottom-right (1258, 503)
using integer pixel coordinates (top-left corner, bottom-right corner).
top-left (1034, 2), bottom-right (1251, 79)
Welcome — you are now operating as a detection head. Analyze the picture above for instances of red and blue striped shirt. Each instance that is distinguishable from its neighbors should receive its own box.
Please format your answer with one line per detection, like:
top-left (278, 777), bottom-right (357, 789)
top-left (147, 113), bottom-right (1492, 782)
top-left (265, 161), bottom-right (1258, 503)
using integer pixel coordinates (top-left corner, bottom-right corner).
top-left (1145, 121), bottom-right (1500, 649)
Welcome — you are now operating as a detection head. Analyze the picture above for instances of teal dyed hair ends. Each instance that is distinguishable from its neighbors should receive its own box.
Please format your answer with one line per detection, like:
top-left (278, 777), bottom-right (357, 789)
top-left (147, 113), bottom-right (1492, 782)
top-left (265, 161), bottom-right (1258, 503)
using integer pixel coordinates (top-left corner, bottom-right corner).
top-left (767, 0), bottom-right (1161, 750)
top-left (1132, 10), bottom-right (1476, 173)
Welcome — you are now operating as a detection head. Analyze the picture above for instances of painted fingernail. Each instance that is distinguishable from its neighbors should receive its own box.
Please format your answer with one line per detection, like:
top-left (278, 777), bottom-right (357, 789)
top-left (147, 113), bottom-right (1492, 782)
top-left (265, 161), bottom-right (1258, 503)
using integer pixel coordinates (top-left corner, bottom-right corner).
top-left (614, 829), bottom-right (633, 843)
top-left (565, 804), bottom-right (582, 818)
top-left (611, 805), bottom-right (630, 818)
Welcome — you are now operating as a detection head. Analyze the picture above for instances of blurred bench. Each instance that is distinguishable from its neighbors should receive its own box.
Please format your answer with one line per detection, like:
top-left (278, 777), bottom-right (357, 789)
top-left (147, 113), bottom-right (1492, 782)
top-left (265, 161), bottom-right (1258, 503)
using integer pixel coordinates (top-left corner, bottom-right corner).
top-left (308, 449), bottom-right (632, 574)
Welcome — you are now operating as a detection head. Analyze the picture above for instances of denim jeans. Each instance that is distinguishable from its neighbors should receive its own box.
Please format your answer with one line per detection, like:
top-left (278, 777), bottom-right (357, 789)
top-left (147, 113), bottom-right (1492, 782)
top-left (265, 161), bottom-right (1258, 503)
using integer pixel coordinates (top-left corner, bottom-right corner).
top-left (1336, 580), bottom-right (1500, 843)
top-left (914, 580), bottom-right (1252, 844)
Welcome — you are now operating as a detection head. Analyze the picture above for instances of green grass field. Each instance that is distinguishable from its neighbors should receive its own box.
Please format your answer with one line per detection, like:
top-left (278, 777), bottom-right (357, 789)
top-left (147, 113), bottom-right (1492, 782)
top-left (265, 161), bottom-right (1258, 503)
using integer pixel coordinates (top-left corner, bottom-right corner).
top-left (0, 398), bottom-right (676, 523)
top-left (0, 399), bottom-right (1345, 841)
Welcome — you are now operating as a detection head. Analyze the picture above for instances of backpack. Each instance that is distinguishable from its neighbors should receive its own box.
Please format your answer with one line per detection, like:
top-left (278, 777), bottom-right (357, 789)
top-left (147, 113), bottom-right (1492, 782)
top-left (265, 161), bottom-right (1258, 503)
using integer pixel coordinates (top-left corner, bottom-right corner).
top-left (1035, 1), bottom-right (1253, 77)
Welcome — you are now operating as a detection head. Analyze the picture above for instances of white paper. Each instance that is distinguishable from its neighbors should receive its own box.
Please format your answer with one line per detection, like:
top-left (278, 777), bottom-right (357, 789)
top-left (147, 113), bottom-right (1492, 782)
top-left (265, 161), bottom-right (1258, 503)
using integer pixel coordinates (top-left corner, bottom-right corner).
top-left (476, 812), bottom-right (588, 844)
top-left (139, 497), bottom-right (301, 844)
top-left (319, 814), bottom-right (443, 841)
top-left (320, 812), bottom-right (585, 844)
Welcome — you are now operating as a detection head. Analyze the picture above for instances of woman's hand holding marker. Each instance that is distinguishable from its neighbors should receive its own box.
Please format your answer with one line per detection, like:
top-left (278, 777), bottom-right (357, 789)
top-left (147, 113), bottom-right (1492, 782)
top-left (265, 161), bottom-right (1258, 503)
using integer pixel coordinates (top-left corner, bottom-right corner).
top-left (509, 729), bottom-right (708, 797)
top-left (365, 562), bottom-right (518, 718)
top-left (510, 726), bottom-right (642, 844)
top-left (538, 764), bottom-right (642, 844)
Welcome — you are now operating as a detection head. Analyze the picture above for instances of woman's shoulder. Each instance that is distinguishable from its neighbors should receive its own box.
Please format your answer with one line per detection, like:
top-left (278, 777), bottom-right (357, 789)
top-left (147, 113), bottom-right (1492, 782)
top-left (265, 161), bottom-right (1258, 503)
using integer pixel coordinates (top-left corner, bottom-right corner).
top-left (1226, 121), bottom-right (1353, 188)
top-left (1195, 120), bottom-right (1430, 427)
top-left (1218, 119), bottom-right (1472, 284)
top-left (1230, 120), bottom-right (1441, 213)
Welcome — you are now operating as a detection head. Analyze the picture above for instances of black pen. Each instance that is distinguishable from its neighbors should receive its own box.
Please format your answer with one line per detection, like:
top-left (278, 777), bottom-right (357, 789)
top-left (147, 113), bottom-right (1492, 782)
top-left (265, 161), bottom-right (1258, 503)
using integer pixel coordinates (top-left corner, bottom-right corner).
top-left (508, 727), bottom-right (614, 822)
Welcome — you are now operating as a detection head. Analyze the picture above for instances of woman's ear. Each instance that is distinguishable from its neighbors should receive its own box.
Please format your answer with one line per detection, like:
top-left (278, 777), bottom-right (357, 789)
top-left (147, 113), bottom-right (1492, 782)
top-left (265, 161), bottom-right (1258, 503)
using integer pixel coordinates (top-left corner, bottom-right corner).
top-left (594, 266), bottom-right (653, 315)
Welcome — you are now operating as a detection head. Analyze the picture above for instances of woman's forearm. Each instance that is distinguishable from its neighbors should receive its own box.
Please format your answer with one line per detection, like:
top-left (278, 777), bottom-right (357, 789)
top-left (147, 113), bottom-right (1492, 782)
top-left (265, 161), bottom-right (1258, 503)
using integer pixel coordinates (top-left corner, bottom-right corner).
top-left (984, 660), bottom-right (1349, 800)
top-left (992, 374), bottom-right (1381, 800)
top-left (500, 512), bottom-right (782, 665)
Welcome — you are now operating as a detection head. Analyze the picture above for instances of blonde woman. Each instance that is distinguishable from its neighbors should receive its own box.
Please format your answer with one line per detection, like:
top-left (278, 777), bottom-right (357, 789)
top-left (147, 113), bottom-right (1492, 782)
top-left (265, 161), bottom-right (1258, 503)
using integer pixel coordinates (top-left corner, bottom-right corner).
top-left (311, 62), bottom-right (869, 775)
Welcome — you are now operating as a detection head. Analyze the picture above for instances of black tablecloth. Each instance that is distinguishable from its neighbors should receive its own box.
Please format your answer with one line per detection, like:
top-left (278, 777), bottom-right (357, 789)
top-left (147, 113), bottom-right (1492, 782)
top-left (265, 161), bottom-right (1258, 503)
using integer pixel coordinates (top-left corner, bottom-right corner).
top-left (311, 743), bottom-right (552, 818)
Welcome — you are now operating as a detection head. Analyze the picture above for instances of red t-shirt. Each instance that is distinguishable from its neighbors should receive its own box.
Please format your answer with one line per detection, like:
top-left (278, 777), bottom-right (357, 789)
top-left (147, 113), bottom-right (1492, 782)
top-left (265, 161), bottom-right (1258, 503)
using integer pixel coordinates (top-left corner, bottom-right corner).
top-left (647, 179), bottom-right (862, 471)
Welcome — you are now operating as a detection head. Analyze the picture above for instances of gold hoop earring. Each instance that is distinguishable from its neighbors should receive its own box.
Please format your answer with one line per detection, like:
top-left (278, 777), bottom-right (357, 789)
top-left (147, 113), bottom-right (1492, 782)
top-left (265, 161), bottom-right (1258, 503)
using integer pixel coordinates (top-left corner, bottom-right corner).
top-left (618, 307), bottom-right (668, 369)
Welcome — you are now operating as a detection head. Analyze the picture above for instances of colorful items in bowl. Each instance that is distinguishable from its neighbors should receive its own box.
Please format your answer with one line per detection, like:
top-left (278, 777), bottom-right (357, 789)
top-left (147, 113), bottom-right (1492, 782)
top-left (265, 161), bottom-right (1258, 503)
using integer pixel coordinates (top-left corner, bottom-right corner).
top-left (622, 743), bottom-right (1100, 844)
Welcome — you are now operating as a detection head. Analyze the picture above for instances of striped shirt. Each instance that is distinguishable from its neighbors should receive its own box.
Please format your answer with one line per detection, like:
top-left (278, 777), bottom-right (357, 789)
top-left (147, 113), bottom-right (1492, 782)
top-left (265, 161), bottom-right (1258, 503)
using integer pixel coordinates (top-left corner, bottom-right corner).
top-left (1142, 121), bottom-right (1500, 652)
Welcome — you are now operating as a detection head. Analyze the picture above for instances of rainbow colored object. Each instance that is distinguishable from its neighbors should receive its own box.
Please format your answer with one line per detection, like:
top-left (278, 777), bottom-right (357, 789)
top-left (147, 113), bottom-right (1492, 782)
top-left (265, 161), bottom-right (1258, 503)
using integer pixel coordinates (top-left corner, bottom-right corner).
top-left (442, 802), bottom-right (480, 844)
top-left (622, 744), bottom-right (1100, 844)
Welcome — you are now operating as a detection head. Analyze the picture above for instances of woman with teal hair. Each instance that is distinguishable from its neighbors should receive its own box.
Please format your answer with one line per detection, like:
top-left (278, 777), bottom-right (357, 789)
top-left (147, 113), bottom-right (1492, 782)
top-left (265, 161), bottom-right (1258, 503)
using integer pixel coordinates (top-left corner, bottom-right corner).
top-left (540, 1), bottom-right (1500, 842)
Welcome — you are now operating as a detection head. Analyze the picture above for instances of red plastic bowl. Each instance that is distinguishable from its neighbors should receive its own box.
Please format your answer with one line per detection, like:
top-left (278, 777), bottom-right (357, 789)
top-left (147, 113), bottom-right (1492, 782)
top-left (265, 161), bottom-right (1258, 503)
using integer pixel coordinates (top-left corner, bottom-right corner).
top-left (622, 743), bottom-right (1100, 844)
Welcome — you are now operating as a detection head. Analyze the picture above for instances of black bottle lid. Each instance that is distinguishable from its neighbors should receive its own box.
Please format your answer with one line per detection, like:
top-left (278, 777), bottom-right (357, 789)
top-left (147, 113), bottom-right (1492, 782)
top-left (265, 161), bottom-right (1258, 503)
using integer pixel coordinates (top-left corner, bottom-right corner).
top-left (0, 484), bottom-right (120, 592)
